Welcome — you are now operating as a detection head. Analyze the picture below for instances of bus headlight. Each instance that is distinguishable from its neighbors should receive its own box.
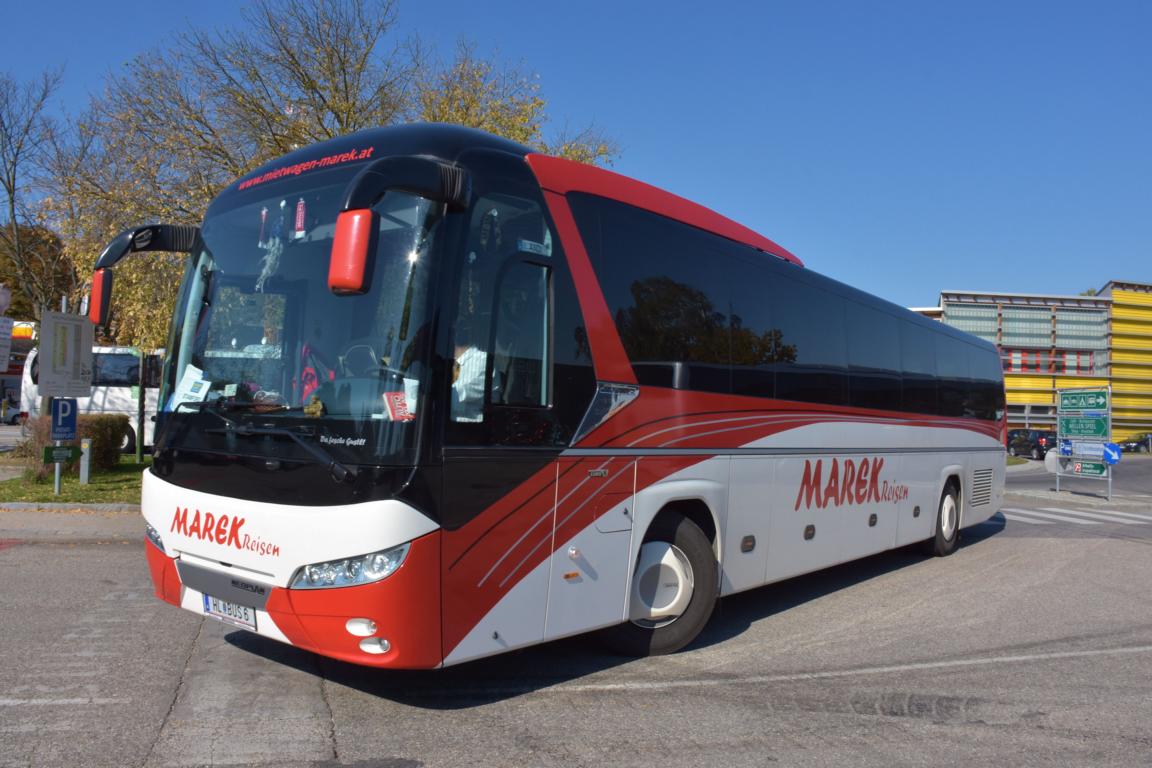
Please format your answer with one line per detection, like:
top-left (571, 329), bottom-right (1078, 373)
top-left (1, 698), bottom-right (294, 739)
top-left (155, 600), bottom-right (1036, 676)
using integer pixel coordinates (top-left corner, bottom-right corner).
top-left (290, 543), bottom-right (410, 590)
top-left (145, 523), bottom-right (165, 552)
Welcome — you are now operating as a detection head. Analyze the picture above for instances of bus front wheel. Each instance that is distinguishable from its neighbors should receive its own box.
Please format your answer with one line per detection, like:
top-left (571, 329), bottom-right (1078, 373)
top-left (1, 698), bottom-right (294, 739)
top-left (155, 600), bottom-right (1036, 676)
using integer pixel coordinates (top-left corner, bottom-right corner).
top-left (926, 484), bottom-right (960, 557)
top-left (602, 515), bottom-right (718, 656)
top-left (121, 426), bottom-right (136, 454)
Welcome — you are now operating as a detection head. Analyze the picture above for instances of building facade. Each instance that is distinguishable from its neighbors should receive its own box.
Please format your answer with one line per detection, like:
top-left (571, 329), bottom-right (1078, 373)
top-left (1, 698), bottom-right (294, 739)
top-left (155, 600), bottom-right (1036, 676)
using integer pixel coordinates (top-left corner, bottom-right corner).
top-left (927, 281), bottom-right (1152, 441)
top-left (1099, 281), bottom-right (1152, 440)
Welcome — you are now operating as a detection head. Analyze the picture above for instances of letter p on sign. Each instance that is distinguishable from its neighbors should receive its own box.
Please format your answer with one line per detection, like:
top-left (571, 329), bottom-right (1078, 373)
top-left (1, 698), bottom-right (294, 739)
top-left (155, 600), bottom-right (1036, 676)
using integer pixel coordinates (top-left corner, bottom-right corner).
top-left (50, 398), bottom-right (78, 441)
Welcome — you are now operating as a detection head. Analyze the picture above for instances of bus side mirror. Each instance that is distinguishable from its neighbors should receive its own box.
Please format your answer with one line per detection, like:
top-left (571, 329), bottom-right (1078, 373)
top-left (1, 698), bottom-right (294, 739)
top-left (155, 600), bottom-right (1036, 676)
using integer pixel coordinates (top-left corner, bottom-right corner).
top-left (328, 156), bottom-right (470, 296)
top-left (329, 209), bottom-right (376, 294)
top-left (89, 268), bottom-right (114, 326)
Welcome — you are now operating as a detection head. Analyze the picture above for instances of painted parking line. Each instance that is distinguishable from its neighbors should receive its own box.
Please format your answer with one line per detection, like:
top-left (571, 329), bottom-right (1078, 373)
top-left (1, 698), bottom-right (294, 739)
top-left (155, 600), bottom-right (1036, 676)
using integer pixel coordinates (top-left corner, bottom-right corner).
top-left (1001, 508), bottom-right (1098, 525)
top-left (1001, 509), bottom-right (1054, 525)
top-left (1072, 508), bottom-right (1152, 522)
top-left (1039, 508), bottom-right (1147, 525)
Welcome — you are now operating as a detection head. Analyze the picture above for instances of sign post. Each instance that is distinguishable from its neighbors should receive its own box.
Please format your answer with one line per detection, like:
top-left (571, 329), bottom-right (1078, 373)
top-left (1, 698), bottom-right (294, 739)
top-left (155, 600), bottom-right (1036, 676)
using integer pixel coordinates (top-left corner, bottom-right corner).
top-left (50, 398), bottom-right (78, 496)
top-left (1055, 386), bottom-right (1113, 500)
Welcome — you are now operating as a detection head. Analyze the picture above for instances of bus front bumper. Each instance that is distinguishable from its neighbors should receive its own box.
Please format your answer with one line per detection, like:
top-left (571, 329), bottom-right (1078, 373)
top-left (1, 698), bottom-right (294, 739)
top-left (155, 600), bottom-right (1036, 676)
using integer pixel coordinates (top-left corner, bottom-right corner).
top-left (144, 531), bottom-right (443, 669)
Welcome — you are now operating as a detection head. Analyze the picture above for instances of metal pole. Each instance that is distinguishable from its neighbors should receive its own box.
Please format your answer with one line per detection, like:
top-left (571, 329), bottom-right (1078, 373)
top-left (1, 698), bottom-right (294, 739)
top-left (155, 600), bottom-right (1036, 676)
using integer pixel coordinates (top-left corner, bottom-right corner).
top-left (135, 347), bottom-right (145, 463)
top-left (53, 295), bottom-right (66, 496)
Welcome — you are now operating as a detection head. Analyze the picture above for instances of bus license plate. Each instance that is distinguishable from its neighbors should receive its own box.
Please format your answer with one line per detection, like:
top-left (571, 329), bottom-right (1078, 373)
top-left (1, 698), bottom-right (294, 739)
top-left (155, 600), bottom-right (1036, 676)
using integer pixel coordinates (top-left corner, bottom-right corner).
top-left (202, 594), bottom-right (257, 630)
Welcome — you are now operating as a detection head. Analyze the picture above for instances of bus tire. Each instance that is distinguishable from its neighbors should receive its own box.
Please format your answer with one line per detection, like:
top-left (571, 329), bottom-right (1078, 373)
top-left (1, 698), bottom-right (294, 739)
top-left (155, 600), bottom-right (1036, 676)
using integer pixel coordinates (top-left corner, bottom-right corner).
top-left (122, 426), bottom-right (136, 454)
top-left (927, 484), bottom-right (960, 557)
top-left (602, 514), bottom-right (718, 657)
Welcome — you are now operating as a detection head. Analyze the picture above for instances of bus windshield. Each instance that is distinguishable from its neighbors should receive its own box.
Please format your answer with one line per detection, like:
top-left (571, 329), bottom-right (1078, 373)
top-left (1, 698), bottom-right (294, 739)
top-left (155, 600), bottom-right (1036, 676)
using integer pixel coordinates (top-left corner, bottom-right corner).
top-left (161, 171), bottom-right (441, 465)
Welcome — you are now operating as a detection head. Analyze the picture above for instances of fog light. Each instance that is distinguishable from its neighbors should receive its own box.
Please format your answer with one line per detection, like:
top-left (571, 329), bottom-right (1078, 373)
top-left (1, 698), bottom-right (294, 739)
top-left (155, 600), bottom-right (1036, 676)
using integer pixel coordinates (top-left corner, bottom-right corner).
top-left (359, 637), bottom-right (391, 654)
top-left (345, 618), bottom-right (378, 637)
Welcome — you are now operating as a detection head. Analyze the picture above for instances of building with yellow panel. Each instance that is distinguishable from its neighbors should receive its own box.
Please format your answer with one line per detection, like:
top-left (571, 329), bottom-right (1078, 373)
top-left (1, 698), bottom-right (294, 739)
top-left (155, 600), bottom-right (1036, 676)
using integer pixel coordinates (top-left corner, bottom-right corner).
top-left (1099, 282), bottom-right (1152, 440)
top-left (919, 282), bottom-right (1152, 441)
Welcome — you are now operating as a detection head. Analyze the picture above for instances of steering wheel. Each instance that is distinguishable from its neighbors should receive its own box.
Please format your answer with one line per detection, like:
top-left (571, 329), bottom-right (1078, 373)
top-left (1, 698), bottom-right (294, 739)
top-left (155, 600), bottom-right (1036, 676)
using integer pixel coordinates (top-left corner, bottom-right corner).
top-left (368, 365), bottom-right (408, 381)
top-left (339, 342), bottom-right (380, 377)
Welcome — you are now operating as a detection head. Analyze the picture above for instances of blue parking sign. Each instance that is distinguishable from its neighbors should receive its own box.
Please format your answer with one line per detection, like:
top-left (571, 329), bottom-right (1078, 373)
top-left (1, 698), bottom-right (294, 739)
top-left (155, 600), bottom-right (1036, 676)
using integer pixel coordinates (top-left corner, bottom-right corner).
top-left (50, 398), bottom-right (78, 441)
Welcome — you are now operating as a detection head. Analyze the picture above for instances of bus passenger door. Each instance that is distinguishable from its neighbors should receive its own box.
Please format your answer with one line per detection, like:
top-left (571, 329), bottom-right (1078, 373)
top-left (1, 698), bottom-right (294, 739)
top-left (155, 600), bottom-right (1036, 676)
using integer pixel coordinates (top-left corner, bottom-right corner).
top-left (545, 457), bottom-right (635, 640)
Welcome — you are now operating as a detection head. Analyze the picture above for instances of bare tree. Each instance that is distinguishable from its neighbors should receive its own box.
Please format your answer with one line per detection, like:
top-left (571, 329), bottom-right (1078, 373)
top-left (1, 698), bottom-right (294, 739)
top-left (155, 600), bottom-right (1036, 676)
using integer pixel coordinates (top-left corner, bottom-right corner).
top-left (0, 69), bottom-right (77, 319)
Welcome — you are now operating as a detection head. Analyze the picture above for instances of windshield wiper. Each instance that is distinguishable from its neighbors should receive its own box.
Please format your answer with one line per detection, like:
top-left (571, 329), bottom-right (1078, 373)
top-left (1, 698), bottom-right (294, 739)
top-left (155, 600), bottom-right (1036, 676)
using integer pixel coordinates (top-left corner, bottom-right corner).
top-left (154, 399), bottom-right (236, 451)
top-left (215, 401), bottom-right (303, 415)
top-left (204, 422), bottom-right (357, 483)
top-left (173, 398), bottom-right (236, 423)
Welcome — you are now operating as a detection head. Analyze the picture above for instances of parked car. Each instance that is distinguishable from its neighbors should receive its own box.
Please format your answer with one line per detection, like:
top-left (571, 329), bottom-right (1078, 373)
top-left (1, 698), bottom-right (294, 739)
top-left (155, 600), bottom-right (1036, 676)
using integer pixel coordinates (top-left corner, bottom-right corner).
top-left (1120, 433), bottom-right (1152, 454)
top-left (1008, 429), bottom-right (1058, 459)
top-left (1005, 428), bottom-right (1028, 447)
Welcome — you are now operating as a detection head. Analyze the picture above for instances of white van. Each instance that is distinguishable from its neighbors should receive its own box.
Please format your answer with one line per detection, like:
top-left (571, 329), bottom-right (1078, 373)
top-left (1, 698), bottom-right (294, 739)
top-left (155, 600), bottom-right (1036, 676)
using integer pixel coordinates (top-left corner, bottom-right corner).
top-left (20, 346), bottom-right (161, 451)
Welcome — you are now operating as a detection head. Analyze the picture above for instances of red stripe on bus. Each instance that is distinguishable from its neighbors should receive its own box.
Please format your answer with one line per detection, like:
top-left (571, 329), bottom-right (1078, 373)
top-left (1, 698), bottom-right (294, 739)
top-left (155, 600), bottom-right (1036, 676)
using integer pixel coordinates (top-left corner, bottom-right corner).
top-left (440, 401), bottom-right (999, 655)
top-left (540, 190), bottom-right (636, 384)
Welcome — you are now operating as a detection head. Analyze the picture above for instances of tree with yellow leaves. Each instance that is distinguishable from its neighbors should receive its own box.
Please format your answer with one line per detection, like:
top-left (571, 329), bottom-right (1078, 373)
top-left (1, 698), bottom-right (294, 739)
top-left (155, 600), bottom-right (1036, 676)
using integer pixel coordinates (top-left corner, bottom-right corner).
top-left (44, 0), bottom-right (616, 348)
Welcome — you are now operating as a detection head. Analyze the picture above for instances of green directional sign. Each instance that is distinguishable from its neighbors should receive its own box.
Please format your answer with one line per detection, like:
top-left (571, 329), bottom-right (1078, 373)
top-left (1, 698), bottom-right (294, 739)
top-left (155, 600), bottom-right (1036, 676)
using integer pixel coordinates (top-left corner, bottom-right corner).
top-left (1058, 388), bottom-right (1109, 412)
top-left (42, 445), bottom-right (83, 464)
top-left (1070, 460), bottom-right (1107, 477)
top-left (1059, 415), bottom-right (1109, 438)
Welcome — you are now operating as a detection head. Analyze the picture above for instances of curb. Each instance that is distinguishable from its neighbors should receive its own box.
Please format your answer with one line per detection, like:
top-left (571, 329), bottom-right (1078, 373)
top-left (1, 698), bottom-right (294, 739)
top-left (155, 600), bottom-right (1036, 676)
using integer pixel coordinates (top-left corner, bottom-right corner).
top-left (0, 502), bottom-right (140, 514)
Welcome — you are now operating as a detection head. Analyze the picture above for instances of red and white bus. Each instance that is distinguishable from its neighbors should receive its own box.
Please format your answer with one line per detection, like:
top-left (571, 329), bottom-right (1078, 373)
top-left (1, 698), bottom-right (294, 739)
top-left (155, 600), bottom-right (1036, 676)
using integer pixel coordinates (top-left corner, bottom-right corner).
top-left (90, 124), bottom-right (1005, 669)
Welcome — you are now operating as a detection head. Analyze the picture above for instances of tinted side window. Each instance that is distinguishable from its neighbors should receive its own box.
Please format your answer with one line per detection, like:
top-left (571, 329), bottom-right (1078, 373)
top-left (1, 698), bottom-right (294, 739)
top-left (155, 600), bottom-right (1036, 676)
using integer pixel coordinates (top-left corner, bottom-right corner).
top-left (568, 193), bottom-right (734, 395)
top-left (900, 322), bottom-right (938, 415)
top-left (847, 301), bottom-right (901, 411)
top-left (936, 336), bottom-right (971, 418)
top-left (728, 252), bottom-right (779, 399)
top-left (771, 272), bottom-right (847, 406)
top-left (968, 343), bottom-right (1004, 421)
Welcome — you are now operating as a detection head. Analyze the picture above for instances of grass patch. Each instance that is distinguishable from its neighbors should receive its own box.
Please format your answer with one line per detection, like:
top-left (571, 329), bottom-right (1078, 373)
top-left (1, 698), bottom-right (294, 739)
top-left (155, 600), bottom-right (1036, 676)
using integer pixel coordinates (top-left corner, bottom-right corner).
top-left (0, 454), bottom-right (148, 505)
top-left (1007, 455), bottom-right (1029, 467)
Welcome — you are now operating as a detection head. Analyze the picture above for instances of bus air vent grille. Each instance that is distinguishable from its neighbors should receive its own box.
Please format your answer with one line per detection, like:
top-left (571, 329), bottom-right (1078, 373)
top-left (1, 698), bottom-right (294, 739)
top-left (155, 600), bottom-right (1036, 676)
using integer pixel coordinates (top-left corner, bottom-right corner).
top-left (971, 469), bottom-right (993, 507)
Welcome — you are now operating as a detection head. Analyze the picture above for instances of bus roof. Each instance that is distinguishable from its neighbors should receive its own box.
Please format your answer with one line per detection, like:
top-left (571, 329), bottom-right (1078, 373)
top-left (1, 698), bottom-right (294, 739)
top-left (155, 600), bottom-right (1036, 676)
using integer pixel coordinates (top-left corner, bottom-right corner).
top-left (213, 123), bottom-right (802, 266)
top-left (527, 154), bottom-right (802, 267)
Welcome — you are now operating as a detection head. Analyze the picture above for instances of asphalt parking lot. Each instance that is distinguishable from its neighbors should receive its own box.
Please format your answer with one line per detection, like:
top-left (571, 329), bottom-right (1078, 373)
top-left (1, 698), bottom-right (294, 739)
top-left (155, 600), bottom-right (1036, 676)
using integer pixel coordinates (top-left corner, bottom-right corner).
top-left (1, 457), bottom-right (1151, 767)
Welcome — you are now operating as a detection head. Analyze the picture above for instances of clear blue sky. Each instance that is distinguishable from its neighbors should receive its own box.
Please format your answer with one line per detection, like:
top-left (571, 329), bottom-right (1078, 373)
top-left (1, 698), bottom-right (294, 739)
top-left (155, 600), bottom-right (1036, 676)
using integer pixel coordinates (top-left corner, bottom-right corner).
top-left (5, 0), bottom-right (1150, 308)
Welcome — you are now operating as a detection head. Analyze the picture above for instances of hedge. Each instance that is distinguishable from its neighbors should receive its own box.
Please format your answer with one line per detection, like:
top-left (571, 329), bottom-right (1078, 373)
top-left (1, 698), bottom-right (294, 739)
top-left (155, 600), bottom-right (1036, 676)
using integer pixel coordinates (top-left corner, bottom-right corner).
top-left (22, 414), bottom-right (130, 480)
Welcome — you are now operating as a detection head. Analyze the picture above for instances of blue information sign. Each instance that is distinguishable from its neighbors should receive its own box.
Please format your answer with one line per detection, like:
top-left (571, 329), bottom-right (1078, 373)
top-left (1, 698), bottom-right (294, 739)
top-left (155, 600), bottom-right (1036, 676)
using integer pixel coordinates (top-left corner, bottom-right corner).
top-left (50, 398), bottom-right (78, 441)
top-left (1103, 443), bottom-right (1121, 465)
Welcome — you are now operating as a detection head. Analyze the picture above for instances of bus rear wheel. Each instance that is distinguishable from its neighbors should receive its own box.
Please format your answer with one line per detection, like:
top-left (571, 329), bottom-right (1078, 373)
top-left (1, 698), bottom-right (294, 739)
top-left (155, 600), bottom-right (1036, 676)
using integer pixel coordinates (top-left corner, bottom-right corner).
top-left (602, 514), bottom-right (717, 656)
top-left (926, 484), bottom-right (960, 557)
top-left (121, 425), bottom-right (136, 454)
